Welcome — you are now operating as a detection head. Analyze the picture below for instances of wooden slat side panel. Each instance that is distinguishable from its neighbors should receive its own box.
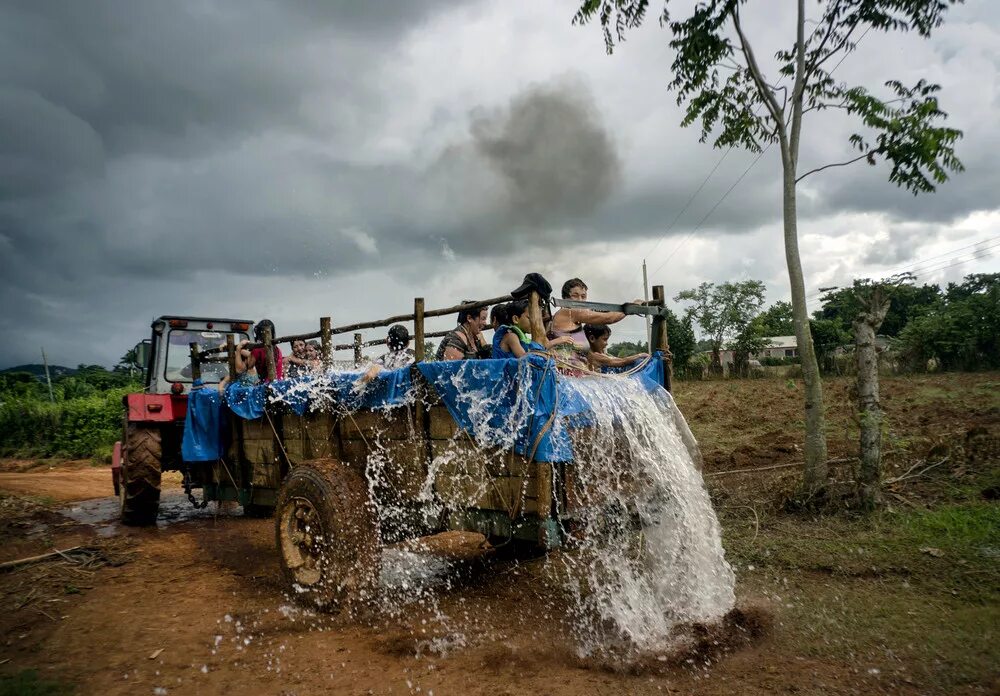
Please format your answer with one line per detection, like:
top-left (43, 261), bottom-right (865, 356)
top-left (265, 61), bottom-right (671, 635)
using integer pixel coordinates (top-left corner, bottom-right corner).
top-left (341, 407), bottom-right (414, 440)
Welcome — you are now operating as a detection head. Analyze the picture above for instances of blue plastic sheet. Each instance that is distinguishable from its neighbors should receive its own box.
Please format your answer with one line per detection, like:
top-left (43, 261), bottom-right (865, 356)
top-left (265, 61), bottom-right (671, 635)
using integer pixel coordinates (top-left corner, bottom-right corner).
top-left (182, 387), bottom-right (225, 462)
top-left (309, 367), bottom-right (415, 412)
top-left (418, 355), bottom-right (567, 462)
top-left (225, 381), bottom-right (267, 420)
top-left (213, 354), bottom-right (667, 464)
top-left (224, 365), bottom-right (414, 419)
top-left (418, 353), bottom-right (668, 462)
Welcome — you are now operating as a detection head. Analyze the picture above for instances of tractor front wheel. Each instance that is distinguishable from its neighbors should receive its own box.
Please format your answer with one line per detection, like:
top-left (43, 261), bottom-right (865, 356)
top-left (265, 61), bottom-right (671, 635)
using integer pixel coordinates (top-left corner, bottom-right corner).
top-left (120, 424), bottom-right (162, 525)
top-left (275, 459), bottom-right (380, 614)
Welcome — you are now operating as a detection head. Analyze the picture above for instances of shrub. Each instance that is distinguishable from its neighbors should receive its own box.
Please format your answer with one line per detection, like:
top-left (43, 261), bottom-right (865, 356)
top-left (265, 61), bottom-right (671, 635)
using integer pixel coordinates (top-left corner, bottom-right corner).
top-left (0, 388), bottom-right (133, 459)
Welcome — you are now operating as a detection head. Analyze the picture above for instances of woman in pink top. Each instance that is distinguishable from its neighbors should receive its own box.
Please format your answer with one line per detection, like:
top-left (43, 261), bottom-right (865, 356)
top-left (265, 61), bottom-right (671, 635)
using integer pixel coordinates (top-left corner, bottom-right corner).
top-left (549, 278), bottom-right (629, 366)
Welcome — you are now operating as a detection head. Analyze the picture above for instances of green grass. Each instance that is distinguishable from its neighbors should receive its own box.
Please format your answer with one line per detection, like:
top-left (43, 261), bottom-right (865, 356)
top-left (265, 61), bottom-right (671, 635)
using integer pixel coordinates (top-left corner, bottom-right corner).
top-left (0, 670), bottom-right (72, 696)
top-left (725, 502), bottom-right (999, 602)
top-left (723, 501), bottom-right (1000, 692)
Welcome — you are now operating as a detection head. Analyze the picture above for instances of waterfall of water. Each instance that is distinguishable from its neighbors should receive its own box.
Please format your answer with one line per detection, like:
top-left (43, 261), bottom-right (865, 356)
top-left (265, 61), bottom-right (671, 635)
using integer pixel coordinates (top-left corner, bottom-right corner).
top-left (555, 374), bottom-right (735, 656)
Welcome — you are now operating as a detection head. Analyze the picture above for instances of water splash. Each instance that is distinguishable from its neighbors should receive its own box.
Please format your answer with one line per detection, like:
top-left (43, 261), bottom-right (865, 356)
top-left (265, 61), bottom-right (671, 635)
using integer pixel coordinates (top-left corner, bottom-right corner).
top-left (268, 362), bottom-right (734, 658)
top-left (556, 374), bottom-right (735, 656)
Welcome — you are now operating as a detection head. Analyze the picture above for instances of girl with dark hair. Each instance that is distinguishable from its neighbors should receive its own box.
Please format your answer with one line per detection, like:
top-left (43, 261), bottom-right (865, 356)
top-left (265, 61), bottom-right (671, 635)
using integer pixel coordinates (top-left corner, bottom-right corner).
top-left (584, 324), bottom-right (648, 370)
top-left (250, 319), bottom-right (284, 382)
top-left (492, 300), bottom-right (574, 359)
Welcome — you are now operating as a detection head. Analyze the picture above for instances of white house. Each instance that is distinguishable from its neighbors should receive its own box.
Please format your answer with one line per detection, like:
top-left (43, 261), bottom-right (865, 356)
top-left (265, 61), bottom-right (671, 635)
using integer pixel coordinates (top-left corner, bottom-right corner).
top-left (717, 335), bottom-right (798, 367)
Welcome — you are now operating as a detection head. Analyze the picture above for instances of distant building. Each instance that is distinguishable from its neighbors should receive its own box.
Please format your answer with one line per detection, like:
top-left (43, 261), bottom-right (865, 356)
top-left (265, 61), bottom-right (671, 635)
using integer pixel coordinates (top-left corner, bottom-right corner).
top-left (717, 335), bottom-right (798, 367)
top-left (757, 336), bottom-right (798, 360)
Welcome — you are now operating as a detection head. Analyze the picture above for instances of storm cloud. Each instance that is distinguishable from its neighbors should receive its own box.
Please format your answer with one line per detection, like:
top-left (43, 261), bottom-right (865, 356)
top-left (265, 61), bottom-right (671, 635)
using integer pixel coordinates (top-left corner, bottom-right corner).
top-left (1, 0), bottom-right (997, 367)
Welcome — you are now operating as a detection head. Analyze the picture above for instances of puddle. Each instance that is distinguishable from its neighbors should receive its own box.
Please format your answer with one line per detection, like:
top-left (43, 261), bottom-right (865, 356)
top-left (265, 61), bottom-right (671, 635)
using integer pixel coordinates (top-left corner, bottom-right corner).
top-left (59, 489), bottom-right (242, 536)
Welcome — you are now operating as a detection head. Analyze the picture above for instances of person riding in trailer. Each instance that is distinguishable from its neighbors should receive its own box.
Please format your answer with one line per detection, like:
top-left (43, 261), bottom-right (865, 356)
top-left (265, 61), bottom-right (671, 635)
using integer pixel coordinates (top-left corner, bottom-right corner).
top-left (436, 300), bottom-right (491, 361)
top-left (249, 319), bottom-right (283, 382)
top-left (549, 278), bottom-right (637, 365)
top-left (584, 324), bottom-right (648, 370)
top-left (360, 324), bottom-right (415, 383)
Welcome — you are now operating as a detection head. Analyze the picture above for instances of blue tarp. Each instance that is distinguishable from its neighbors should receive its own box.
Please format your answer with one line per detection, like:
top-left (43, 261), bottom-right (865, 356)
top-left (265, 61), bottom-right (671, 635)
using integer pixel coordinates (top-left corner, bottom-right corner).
top-left (183, 354), bottom-right (667, 464)
top-left (223, 365), bottom-right (414, 419)
top-left (417, 353), bottom-right (666, 463)
top-left (181, 387), bottom-right (225, 462)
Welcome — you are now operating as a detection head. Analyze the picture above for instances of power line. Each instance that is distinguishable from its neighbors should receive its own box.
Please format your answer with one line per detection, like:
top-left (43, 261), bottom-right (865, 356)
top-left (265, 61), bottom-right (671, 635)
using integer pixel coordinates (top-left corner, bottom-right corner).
top-left (651, 146), bottom-right (771, 275)
top-left (881, 234), bottom-right (1000, 277)
top-left (645, 25), bottom-right (871, 273)
top-left (806, 238), bottom-right (1000, 303)
top-left (807, 236), bottom-right (1000, 297)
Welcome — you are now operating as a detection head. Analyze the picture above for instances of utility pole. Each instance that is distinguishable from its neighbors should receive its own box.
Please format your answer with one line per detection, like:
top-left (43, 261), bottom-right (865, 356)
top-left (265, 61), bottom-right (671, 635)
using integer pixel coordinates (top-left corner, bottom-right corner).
top-left (41, 347), bottom-right (54, 403)
top-left (642, 259), bottom-right (651, 352)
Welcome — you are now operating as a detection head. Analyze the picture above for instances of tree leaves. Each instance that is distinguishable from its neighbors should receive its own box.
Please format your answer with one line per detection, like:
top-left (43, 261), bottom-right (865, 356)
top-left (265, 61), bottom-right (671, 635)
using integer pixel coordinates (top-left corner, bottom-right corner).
top-left (574, 0), bottom-right (965, 188)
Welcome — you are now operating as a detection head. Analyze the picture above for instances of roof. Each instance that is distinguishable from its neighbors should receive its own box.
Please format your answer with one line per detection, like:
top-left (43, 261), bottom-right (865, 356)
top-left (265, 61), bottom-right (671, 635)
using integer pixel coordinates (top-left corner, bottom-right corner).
top-left (153, 315), bottom-right (255, 325)
top-left (763, 335), bottom-right (797, 349)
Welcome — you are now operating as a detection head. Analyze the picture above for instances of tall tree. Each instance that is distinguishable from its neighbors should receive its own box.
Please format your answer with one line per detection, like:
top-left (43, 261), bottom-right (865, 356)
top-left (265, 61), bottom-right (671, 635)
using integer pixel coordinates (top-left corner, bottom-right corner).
top-left (758, 300), bottom-right (795, 336)
top-left (816, 280), bottom-right (940, 336)
top-left (575, 0), bottom-right (964, 493)
top-left (675, 280), bottom-right (766, 372)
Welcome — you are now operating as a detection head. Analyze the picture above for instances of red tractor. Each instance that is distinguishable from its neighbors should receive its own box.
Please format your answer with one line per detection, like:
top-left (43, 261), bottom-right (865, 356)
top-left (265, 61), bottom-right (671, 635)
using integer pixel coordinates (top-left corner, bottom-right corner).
top-left (112, 316), bottom-right (253, 524)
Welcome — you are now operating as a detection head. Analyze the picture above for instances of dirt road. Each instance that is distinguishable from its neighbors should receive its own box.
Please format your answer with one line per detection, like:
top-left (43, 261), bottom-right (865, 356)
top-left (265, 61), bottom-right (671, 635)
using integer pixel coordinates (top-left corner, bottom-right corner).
top-left (0, 467), bottom-right (113, 502)
top-left (1, 467), bottom-right (975, 696)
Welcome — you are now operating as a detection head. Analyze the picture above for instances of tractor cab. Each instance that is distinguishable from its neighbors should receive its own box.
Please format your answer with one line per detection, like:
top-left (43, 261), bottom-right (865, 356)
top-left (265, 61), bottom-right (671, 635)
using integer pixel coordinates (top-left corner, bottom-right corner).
top-left (112, 315), bottom-right (254, 524)
top-left (144, 316), bottom-right (253, 395)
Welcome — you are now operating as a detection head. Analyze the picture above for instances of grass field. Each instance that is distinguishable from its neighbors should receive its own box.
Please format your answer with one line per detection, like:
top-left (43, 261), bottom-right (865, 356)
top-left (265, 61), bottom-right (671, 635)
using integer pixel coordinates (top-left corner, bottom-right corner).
top-left (677, 372), bottom-right (1000, 693)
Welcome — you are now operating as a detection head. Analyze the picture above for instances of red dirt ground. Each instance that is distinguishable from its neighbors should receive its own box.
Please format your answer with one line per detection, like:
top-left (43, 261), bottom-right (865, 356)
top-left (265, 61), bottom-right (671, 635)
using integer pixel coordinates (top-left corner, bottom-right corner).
top-left (1, 372), bottom-right (996, 694)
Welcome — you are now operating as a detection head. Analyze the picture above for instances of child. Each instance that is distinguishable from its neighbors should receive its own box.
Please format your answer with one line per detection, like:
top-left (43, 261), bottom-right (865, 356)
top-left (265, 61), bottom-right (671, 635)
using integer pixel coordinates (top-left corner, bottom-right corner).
top-left (218, 340), bottom-right (259, 393)
top-left (584, 324), bottom-right (648, 370)
top-left (493, 299), bottom-right (575, 358)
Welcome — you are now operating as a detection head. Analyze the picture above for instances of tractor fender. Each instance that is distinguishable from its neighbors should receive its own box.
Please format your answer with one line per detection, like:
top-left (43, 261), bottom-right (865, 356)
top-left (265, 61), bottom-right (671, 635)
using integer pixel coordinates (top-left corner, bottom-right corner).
top-left (124, 392), bottom-right (187, 423)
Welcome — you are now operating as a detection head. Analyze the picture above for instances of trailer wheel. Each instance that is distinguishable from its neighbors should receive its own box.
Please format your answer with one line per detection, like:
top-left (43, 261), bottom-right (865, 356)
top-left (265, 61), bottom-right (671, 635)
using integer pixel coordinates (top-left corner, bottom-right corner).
top-left (120, 424), bottom-right (162, 526)
top-left (275, 459), bottom-right (380, 613)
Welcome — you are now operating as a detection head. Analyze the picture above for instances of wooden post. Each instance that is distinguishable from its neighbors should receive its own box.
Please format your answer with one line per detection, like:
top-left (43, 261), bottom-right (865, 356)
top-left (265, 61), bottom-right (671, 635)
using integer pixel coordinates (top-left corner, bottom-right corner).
top-left (263, 327), bottom-right (277, 382)
top-left (353, 333), bottom-right (363, 367)
top-left (414, 297), bottom-right (425, 362)
top-left (527, 290), bottom-right (546, 345)
top-left (226, 334), bottom-right (237, 378)
top-left (189, 343), bottom-right (202, 382)
top-left (41, 347), bottom-right (54, 403)
top-left (320, 317), bottom-right (332, 367)
top-left (650, 285), bottom-right (672, 392)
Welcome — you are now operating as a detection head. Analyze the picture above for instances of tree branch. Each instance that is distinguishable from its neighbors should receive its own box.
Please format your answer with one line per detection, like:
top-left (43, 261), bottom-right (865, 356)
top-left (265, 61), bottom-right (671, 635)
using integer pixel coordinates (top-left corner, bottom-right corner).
top-left (731, 4), bottom-right (785, 137)
top-left (789, 0), bottom-right (807, 167)
top-left (808, 19), bottom-right (862, 79)
top-left (804, 0), bottom-right (845, 75)
top-left (796, 150), bottom-right (876, 182)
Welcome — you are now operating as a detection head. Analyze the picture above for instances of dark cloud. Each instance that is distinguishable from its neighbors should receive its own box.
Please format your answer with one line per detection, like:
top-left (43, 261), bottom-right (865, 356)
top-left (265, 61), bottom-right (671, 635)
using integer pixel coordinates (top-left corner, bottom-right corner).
top-left (470, 79), bottom-right (622, 226)
top-left (0, 0), bottom-right (996, 368)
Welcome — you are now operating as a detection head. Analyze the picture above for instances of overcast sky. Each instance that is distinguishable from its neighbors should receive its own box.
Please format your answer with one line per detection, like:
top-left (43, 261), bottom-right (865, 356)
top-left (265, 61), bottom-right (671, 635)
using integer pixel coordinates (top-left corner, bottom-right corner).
top-left (1, 0), bottom-right (998, 369)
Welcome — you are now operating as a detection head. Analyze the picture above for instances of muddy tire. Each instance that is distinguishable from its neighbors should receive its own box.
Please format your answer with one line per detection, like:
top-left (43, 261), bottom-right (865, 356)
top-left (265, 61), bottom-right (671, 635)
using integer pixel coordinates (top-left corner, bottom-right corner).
top-left (120, 424), bottom-right (162, 526)
top-left (275, 459), bottom-right (380, 613)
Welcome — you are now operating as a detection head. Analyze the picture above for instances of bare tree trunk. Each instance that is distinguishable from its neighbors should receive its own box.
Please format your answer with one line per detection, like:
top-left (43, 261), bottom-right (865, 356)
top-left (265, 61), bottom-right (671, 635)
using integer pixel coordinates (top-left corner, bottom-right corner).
top-left (854, 288), bottom-right (890, 510)
top-left (710, 344), bottom-right (723, 376)
top-left (782, 166), bottom-right (829, 494)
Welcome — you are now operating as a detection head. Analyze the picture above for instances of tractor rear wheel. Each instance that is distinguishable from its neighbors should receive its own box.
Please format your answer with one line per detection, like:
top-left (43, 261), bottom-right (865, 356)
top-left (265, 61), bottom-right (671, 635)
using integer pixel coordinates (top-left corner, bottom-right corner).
top-left (275, 459), bottom-right (380, 614)
top-left (120, 424), bottom-right (162, 526)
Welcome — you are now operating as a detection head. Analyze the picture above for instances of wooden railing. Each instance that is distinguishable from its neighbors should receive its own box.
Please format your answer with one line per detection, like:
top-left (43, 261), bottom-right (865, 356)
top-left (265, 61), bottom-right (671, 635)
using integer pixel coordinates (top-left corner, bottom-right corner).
top-left (190, 285), bottom-right (674, 390)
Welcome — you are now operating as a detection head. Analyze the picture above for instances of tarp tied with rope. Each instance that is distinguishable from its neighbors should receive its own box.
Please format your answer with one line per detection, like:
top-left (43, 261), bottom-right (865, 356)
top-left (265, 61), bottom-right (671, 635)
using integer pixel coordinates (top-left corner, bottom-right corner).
top-left (183, 354), bottom-right (666, 464)
top-left (418, 353), bottom-right (666, 463)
